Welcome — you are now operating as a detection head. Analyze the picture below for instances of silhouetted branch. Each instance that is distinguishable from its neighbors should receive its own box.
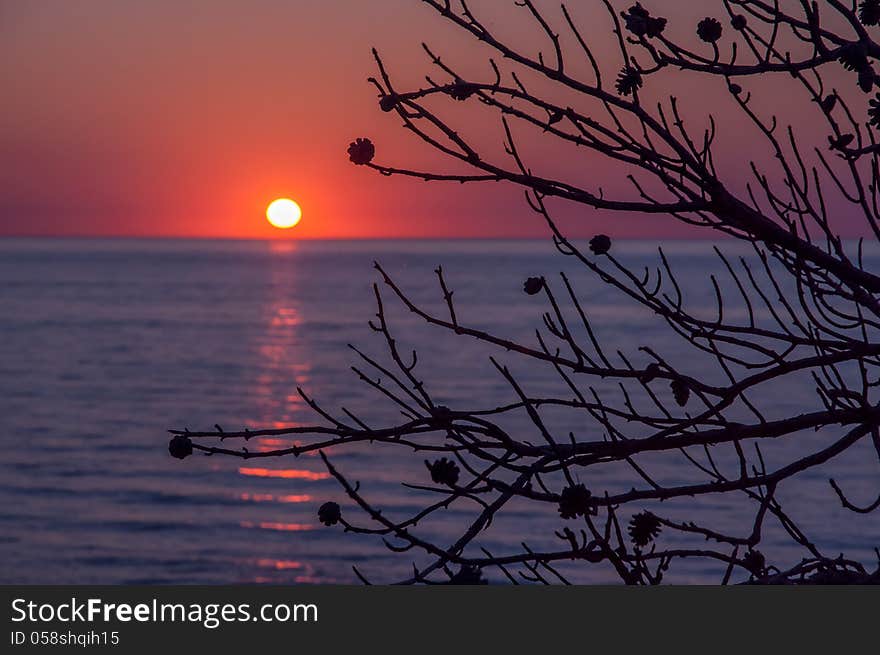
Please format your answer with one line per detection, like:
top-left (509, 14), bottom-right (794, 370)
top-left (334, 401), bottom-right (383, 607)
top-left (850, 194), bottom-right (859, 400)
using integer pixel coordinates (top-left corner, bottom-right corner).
top-left (170, 1), bottom-right (880, 584)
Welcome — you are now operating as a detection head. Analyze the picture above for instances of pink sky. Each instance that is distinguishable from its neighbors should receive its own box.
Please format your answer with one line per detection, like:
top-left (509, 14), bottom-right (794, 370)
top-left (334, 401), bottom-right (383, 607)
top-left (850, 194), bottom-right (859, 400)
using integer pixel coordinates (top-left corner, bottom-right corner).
top-left (0, 1), bottom-right (868, 239)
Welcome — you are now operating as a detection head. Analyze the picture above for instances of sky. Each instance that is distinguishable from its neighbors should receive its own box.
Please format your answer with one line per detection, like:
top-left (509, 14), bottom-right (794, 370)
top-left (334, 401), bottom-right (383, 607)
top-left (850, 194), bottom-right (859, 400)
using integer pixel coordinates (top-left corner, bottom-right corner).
top-left (0, 1), bottom-right (868, 239)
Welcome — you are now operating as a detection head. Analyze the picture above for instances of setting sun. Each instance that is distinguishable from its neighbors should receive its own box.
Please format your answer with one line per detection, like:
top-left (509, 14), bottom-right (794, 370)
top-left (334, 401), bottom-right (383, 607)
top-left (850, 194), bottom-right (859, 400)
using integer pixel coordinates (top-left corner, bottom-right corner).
top-left (266, 198), bottom-right (302, 229)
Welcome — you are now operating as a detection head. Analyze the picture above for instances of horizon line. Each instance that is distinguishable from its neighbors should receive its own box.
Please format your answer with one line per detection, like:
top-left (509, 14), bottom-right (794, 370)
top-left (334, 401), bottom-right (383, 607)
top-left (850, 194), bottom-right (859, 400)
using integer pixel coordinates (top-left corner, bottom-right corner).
top-left (0, 234), bottom-right (735, 242)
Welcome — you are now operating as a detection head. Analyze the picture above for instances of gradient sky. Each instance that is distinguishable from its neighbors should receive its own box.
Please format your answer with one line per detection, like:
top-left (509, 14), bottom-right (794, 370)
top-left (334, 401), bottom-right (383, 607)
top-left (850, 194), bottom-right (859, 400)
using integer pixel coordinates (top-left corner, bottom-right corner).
top-left (0, 1), bottom-right (868, 239)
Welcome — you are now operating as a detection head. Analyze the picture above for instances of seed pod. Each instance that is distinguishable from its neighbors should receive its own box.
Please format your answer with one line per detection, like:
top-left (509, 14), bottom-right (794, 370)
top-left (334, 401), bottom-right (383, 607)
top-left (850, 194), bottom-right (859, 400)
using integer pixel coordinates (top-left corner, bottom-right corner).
top-left (628, 511), bottom-right (662, 547)
top-left (318, 501), bottom-right (342, 527)
top-left (671, 378), bottom-right (690, 406)
top-left (697, 17), bottom-right (723, 43)
top-left (168, 435), bottom-right (193, 460)
top-left (589, 234), bottom-right (612, 255)
top-left (523, 277), bottom-right (544, 295)
top-left (347, 138), bottom-right (375, 165)
top-left (425, 457), bottom-right (460, 486)
top-left (558, 483), bottom-right (593, 519)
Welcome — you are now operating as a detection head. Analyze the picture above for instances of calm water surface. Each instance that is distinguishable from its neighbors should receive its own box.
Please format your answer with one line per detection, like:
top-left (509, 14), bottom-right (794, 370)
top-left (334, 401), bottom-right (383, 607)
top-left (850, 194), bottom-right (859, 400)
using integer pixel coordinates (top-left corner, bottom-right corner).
top-left (0, 238), bottom-right (877, 583)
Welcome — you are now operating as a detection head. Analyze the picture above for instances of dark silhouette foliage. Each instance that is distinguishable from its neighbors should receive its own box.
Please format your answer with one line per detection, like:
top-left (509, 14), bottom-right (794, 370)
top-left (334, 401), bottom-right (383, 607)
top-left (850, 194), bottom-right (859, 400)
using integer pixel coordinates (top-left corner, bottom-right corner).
top-left (171, 1), bottom-right (880, 585)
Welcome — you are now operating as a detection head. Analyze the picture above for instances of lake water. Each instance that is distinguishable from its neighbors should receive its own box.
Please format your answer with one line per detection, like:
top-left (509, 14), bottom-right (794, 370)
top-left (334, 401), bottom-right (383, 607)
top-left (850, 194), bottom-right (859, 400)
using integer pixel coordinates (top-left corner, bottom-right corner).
top-left (0, 238), bottom-right (877, 584)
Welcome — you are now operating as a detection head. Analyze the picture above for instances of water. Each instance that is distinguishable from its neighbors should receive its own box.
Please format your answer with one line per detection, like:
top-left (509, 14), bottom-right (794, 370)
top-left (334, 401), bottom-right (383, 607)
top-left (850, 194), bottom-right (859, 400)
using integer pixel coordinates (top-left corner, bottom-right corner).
top-left (0, 238), bottom-right (877, 584)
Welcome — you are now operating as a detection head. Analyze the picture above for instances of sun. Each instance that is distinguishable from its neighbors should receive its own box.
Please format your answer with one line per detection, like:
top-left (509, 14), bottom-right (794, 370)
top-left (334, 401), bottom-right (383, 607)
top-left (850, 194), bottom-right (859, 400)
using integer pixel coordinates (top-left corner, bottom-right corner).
top-left (266, 198), bottom-right (302, 229)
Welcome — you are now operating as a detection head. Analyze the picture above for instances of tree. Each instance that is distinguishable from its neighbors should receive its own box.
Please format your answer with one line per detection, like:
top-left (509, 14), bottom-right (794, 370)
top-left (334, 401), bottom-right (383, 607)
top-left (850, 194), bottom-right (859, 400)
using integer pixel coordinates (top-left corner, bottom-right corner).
top-left (170, 1), bottom-right (880, 584)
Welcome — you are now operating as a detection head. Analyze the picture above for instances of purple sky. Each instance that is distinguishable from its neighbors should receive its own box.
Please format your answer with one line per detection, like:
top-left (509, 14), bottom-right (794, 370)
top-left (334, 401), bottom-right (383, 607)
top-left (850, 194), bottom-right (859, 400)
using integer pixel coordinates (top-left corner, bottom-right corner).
top-left (0, 1), bottom-right (868, 238)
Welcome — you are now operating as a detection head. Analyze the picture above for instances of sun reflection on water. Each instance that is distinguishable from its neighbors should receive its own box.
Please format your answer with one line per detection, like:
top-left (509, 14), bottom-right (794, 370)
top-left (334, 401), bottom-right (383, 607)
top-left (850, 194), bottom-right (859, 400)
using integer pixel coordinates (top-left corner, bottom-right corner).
top-left (238, 467), bottom-right (328, 481)
top-left (240, 521), bottom-right (313, 532)
top-left (238, 246), bottom-right (330, 582)
top-left (239, 493), bottom-right (312, 504)
top-left (256, 558), bottom-right (303, 570)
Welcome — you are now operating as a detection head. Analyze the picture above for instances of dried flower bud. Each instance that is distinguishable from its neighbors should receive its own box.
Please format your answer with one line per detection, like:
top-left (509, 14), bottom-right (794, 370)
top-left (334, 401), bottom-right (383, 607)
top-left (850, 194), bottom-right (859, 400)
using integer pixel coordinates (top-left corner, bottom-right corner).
top-left (621, 4), bottom-right (667, 39)
top-left (820, 94), bottom-right (838, 114)
top-left (839, 44), bottom-right (870, 73)
top-left (449, 564), bottom-right (487, 584)
top-left (628, 511), bottom-right (662, 547)
top-left (379, 94), bottom-right (399, 112)
top-left (168, 435), bottom-right (193, 459)
top-left (869, 94), bottom-right (880, 127)
top-left (860, 0), bottom-right (880, 26)
top-left (589, 234), bottom-right (612, 255)
top-left (449, 80), bottom-right (477, 101)
top-left (671, 377), bottom-right (690, 406)
top-left (558, 483), bottom-right (593, 519)
top-left (425, 457), bottom-right (460, 486)
top-left (347, 138), bottom-right (375, 165)
top-left (829, 134), bottom-right (855, 151)
top-left (615, 68), bottom-right (643, 96)
top-left (697, 17), bottom-right (723, 43)
top-left (318, 501), bottom-right (342, 526)
top-left (743, 549), bottom-right (766, 576)
top-left (523, 276), bottom-right (544, 295)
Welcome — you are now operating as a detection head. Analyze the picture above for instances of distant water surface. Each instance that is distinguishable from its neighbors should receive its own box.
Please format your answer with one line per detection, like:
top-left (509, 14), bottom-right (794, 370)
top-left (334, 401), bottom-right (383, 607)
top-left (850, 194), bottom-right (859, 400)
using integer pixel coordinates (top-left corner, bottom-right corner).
top-left (0, 238), bottom-right (877, 584)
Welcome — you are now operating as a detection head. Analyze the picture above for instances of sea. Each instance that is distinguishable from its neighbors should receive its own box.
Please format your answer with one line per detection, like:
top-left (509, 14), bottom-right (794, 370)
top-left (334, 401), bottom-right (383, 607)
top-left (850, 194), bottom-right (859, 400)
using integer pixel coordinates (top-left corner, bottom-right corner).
top-left (0, 238), bottom-right (877, 584)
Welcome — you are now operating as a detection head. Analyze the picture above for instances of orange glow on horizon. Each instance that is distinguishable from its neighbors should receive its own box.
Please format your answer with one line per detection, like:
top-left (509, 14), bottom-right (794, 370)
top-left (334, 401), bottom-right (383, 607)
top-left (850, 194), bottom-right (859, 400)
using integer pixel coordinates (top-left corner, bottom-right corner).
top-left (13, 3), bottom-right (874, 241)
